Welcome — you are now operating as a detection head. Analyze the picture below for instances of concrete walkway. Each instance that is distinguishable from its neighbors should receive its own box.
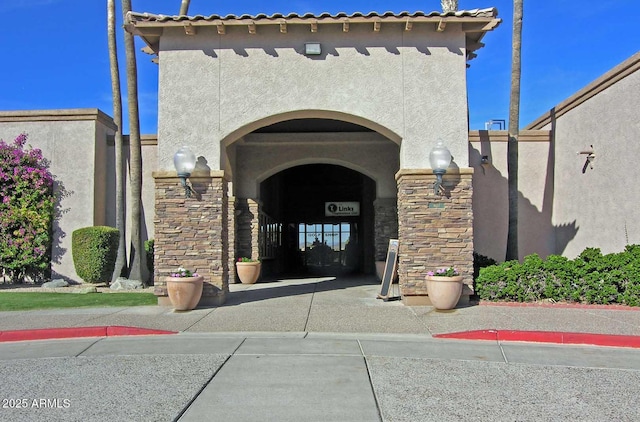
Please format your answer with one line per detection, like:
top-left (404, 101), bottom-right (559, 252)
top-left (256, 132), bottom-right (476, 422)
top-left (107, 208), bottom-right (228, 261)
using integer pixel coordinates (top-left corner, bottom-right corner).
top-left (1, 275), bottom-right (640, 337)
top-left (1, 275), bottom-right (640, 421)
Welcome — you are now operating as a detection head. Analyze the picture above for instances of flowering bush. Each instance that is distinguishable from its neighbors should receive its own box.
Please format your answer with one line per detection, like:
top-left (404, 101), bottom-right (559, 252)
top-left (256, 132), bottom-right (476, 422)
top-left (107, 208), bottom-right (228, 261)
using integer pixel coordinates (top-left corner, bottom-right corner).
top-left (237, 257), bottom-right (259, 262)
top-left (170, 267), bottom-right (199, 278)
top-left (427, 267), bottom-right (459, 277)
top-left (0, 134), bottom-right (54, 283)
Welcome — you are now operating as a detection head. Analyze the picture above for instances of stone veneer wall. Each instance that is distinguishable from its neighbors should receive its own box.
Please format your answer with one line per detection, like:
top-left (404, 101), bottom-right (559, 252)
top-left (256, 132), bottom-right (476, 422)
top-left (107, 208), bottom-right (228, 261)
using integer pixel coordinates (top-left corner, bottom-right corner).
top-left (396, 169), bottom-right (474, 297)
top-left (374, 198), bottom-right (399, 261)
top-left (227, 196), bottom-right (237, 283)
top-left (153, 171), bottom-right (229, 306)
top-left (235, 199), bottom-right (260, 260)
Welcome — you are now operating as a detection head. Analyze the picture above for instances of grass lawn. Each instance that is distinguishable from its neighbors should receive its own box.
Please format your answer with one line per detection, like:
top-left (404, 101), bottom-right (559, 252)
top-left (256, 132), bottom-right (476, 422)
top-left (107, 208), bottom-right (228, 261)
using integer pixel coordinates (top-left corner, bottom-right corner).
top-left (0, 292), bottom-right (157, 311)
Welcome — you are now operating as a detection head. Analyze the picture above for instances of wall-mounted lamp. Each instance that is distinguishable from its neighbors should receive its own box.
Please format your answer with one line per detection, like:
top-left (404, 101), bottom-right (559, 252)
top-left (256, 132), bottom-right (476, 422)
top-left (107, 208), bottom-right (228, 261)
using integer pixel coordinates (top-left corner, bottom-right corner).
top-left (305, 43), bottom-right (321, 55)
top-left (173, 146), bottom-right (196, 198)
top-left (429, 140), bottom-right (452, 195)
top-left (481, 155), bottom-right (490, 166)
top-left (577, 145), bottom-right (595, 173)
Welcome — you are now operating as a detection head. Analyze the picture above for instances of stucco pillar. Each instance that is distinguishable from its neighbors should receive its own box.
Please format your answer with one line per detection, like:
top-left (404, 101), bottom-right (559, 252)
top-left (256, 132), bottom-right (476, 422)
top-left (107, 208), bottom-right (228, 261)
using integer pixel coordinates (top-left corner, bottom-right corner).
top-left (396, 169), bottom-right (474, 305)
top-left (153, 170), bottom-right (229, 307)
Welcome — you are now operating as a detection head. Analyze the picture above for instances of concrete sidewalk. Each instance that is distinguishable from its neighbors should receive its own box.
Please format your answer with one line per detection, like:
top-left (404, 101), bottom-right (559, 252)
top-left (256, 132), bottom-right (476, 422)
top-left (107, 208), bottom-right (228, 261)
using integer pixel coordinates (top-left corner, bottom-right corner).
top-left (1, 333), bottom-right (640, 421)
top-left (1, 275), bottom-right (640, 338)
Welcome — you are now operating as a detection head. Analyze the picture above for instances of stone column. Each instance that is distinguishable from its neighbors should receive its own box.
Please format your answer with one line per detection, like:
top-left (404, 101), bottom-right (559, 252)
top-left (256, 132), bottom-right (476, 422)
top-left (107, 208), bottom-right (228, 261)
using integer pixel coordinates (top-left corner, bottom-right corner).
top-left (153, 170), bottom-right (229, 307)
top-left (396, 169), bottom-right (474, 305)
top-left (236, 198), bottom-right (260, 260)
top-left (374, 198), bottom-right (399, 261)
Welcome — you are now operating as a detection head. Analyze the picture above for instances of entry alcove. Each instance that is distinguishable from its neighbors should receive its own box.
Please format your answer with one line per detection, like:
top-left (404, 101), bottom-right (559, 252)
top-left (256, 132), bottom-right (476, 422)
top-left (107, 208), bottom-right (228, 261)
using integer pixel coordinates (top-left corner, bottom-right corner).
top-left (259, 163), bottom-right (376, 277)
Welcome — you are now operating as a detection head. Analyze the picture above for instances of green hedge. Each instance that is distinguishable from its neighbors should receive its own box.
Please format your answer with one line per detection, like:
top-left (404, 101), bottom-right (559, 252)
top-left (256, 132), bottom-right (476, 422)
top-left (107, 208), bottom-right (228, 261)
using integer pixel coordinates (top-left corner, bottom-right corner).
top-left (72, 226), bottom-right (119, 284)
top-left (476, 245), bottom-right (640, 306)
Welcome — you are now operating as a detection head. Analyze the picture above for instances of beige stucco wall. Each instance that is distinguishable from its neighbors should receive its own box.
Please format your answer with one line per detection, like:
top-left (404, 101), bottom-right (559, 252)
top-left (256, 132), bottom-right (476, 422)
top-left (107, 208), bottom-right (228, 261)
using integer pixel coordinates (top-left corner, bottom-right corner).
top-left (235, 132), bottom-right (399, 199)
top-left (470, 136), bottom-right (555, 262)
top-left (0, 109), bottom-right (116, 281)
top-left (156, 22), bottom-right (470, 174)
top-left (540, 68), bottom-right (640, 257)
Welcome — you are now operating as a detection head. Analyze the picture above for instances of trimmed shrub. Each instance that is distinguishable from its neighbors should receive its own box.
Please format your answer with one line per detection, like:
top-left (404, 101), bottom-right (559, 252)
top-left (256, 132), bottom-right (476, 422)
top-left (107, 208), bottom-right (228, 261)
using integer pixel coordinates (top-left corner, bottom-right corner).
top-left (476, 245), bottom-right (640, 306)
top-left (72, 226), bottom-right (119, 283)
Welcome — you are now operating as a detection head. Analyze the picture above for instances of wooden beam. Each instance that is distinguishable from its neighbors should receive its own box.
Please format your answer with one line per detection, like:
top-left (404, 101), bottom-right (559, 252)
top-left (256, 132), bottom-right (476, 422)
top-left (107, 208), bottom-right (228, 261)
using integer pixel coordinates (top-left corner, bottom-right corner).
top-left (184, 23), bottom-right (196, 35)
top-left (343, 20), bottom-right (350, 32)
top-left (248, 22), bottom-right (256, 34)
top-left (405, 20), bottom-right (413, 31)
top-left (373, 20), bottom-right (381, 32)
top-left (437, 19), bottom-right (446, 32)
top-left (279, 22), bottom-right (287, 33)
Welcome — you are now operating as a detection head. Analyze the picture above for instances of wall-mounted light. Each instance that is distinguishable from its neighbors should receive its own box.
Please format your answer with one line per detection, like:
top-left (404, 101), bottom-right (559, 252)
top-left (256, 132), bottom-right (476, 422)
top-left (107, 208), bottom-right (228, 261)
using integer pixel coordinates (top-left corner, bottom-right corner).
top-left (577, 145), bottom-right (595, 173)
top-left (305, 43), bottom-right (321, 55)
top-left (173, 146), bottom-right (196, 198)
top-left (481, 155), bottom-right (490, 166)
top-left (429, 140), bottom-right (452, 195)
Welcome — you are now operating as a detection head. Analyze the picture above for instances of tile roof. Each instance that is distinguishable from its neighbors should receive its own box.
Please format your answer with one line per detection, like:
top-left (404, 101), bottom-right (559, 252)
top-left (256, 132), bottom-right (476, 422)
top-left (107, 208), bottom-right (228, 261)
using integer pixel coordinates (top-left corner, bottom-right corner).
top-left (127, 8), bottom-right (498, 23)
top-left (126, 8), bottom-right (501, 62)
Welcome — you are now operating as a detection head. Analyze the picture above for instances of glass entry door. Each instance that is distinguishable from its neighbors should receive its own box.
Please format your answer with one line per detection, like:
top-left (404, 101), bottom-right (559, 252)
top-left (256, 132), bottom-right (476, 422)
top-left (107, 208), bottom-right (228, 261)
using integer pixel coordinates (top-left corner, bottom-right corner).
top-left (298, 223), bottom-right (358, 273)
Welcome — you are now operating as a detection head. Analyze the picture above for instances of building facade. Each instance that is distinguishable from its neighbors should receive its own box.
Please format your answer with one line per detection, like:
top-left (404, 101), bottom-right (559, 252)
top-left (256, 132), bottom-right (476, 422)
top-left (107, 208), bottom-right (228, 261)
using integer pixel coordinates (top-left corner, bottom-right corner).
top-left (3, 7), bottom-right (635, 309)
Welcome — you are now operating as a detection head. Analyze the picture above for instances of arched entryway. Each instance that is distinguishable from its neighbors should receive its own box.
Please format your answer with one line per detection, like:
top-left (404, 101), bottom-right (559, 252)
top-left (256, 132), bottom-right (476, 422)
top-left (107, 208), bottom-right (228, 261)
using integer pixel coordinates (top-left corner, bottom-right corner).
top-left (259, 164), bottom-right (376, 277)
top-left (229, 116), bottom-right (400, 283)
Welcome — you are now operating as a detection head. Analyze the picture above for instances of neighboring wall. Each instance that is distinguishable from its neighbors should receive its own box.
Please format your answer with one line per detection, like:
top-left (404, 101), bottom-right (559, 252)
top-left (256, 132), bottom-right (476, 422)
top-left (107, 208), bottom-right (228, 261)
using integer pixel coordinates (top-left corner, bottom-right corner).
top-left (105, 134), bottom-right (158, 244)
top-left (528, 52), bottom-right (640, 258)
top-left (0, 109), bottom-right (116, 281)
top-left (471, 52), bottom-right (640, 261)
top-left (469, 130), bottom-right (553, 262)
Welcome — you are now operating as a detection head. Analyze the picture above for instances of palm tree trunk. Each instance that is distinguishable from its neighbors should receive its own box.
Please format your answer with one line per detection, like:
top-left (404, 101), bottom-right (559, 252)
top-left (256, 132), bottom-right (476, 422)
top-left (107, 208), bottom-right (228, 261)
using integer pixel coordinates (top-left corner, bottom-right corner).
top-left (122, 0), bottom-right (147, 284)
top-left (179, 0), bottom-right (191, 15)
top-left (108, 0), bottom-right (127, 283)
top-left (506, 0), bottom-right (523, 261)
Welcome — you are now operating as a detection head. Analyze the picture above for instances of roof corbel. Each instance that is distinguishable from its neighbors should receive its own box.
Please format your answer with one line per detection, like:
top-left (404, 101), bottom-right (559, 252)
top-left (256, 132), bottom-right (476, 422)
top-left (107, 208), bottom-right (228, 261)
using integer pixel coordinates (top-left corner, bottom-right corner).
top-left (215, 21), bottom-right (225, 35)
top-left (248, 21), bottom-right (256, 35)
top-left (279, 21), bottom-right (287, 33)
top-left (310, 21), bottom-right (318, 32)
top-left (342, 20), bottom-right (350, 32)
top-left (184, 23), bottom-right (196, 35)
top-left (373, 20), bottom-right (381, 32)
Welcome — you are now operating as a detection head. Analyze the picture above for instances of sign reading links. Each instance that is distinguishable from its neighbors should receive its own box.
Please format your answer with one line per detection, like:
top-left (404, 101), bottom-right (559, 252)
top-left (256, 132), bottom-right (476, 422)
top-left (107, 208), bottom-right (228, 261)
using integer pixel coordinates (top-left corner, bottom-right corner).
top-left (325, 202), bottom-right (360, 217)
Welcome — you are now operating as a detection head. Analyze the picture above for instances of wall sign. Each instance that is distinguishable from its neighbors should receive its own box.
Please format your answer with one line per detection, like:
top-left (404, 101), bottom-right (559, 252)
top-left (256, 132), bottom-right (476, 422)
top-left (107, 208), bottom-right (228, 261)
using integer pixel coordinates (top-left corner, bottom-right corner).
top-left (325, 202), bottom-right (360, 217)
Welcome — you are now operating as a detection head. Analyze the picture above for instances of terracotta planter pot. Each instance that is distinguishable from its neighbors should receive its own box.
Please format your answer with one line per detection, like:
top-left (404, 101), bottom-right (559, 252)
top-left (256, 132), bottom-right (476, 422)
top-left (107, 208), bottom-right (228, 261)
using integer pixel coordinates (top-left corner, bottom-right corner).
top-left (425, 275), bottom-right (463, 310)
top-left (236, 261), bottom-right (261, 284)
top-left (167, 275), bottom-right (204, 311)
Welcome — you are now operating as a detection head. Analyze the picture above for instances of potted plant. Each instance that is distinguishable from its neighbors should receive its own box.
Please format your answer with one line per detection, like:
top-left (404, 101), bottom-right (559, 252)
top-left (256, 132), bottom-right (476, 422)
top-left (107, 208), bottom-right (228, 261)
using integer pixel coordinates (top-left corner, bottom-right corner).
top-left (166, 266), bottom-right (203, 311)
top-left (425, 267), bottom-right (464, 310)
top-left (236, 257), bottom-right (261, 284)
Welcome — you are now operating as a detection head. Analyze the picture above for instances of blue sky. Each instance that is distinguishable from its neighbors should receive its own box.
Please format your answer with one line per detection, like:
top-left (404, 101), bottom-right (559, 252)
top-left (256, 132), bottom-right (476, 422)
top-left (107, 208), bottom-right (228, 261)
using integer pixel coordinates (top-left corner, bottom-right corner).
top-left (1, 0), bottom-right (637, 134)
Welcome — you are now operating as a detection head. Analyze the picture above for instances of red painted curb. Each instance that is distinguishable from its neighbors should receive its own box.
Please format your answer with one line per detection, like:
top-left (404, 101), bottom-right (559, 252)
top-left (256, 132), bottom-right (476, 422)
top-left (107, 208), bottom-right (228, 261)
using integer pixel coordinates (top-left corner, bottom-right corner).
top-left (0, 326), bottom-right (177, 343)
top-left (434, 330), bottom-right (640, 348)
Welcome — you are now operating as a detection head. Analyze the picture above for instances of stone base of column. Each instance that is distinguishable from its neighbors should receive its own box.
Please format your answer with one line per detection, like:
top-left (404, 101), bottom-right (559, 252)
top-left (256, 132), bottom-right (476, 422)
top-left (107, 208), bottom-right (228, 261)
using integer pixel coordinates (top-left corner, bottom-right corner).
top-left (396, 168), bottom-right (474, 306)
top-left (153, 170), bottom-right (230, 307)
